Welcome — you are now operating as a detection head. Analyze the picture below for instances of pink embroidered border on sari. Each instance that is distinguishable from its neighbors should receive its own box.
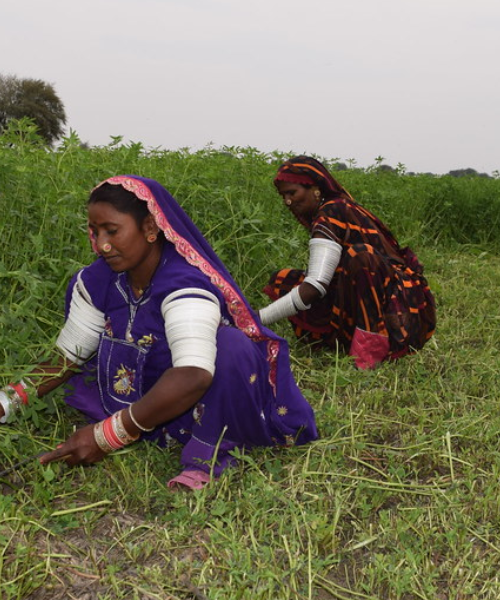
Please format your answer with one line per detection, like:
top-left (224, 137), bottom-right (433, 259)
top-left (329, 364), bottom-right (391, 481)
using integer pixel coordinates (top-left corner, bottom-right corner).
top-left (106, 177), bottom-right (261, 337)
top-left (96, 176), bottom-right (279, 395)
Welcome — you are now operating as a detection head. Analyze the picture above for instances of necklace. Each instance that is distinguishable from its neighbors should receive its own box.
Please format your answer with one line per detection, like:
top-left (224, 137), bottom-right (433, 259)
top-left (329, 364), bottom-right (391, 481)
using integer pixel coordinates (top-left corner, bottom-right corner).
top-left (125, 282), bottom-right (151, 343)
top-left (123, 250), bottom-right (164, 342)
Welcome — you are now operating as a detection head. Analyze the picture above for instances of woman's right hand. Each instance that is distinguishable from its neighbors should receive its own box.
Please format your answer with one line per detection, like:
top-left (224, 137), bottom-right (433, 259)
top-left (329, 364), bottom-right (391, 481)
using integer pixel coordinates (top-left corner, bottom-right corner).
top-left (39, 424), bottom-right (107, 467)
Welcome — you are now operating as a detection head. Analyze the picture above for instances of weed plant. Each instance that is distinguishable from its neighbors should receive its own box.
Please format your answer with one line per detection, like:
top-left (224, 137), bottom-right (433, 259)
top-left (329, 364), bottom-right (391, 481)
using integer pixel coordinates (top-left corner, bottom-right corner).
top-left (1, 122), bottom-right (500, 599)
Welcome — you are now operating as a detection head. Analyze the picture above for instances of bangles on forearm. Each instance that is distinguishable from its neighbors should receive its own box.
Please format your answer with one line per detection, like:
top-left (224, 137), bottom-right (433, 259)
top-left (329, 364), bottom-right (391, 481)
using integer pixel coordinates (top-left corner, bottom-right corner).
top-left (93, 409), bottom-right (140, 453)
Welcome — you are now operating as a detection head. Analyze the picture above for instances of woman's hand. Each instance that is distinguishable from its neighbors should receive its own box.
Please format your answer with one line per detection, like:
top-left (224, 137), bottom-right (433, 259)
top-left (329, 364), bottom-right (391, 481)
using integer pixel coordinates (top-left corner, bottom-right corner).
top-left (39, 424), bottom-right (107, 467)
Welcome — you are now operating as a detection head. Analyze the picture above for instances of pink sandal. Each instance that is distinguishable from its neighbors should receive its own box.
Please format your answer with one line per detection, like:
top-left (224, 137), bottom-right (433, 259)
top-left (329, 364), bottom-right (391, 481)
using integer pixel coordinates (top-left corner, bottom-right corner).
top-left (167, 469), bottom-right (212, 490)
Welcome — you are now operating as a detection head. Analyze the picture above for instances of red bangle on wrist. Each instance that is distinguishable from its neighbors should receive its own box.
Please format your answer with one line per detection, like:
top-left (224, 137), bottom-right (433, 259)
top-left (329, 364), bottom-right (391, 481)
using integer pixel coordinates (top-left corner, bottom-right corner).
top-left (93, 411), bottom-right (139, 455)
top-left (8, 382), bottom-right (29, 405)
top-left (102, 416), bottom-right (124, 450)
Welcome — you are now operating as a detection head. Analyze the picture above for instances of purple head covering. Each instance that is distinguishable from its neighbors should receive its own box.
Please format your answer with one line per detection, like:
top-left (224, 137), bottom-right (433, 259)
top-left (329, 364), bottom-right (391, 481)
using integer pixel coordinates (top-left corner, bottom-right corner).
top-left (93, 175), bottom-right (284, 390)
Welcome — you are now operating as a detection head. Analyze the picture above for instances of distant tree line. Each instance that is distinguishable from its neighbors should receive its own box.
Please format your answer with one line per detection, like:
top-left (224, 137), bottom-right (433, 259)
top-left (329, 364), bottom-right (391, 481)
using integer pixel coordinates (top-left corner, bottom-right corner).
top-left (340, 163), bottom-right (494, 179)
top-left (0, 74), bottom-right (66, 145)
top-left (447, 168), bottom-right (492, 179)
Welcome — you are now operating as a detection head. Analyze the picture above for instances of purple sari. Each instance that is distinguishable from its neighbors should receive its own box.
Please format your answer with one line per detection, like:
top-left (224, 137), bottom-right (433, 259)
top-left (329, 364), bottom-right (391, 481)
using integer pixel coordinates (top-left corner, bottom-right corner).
top-left (65, 176), bottom-right (317, 476)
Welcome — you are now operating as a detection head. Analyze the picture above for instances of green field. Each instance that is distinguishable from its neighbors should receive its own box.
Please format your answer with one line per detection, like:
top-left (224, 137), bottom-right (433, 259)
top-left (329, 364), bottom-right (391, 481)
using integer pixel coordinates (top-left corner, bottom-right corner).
top-left (1, 122), bottom-right (500, 599)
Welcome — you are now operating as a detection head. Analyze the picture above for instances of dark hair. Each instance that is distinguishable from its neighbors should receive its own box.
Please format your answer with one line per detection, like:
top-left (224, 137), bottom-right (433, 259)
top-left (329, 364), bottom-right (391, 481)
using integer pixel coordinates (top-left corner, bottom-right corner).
top-left (88, 182), bottom-right (150, 226)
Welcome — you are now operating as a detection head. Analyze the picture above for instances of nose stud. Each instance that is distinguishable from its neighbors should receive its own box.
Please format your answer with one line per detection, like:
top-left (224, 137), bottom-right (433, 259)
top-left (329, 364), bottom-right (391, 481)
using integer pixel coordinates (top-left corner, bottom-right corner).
top-left (102, 243), bottom-right (112, 253)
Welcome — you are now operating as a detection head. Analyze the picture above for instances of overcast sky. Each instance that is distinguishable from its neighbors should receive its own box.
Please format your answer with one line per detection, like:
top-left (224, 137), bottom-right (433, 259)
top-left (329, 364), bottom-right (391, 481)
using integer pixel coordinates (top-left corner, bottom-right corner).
top-left (2, 0), bottom-right (499, 174)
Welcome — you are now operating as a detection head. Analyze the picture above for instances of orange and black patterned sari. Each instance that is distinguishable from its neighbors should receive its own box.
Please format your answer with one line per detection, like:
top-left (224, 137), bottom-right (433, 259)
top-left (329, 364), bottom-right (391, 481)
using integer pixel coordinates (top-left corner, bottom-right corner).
top-left (264, 156), bottom-right (436, 366)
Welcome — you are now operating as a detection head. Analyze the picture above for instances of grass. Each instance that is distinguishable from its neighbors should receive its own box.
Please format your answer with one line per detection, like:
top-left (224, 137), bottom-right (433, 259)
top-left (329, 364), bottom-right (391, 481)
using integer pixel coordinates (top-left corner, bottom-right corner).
top-left (1, 123), bottom-right (500, 598)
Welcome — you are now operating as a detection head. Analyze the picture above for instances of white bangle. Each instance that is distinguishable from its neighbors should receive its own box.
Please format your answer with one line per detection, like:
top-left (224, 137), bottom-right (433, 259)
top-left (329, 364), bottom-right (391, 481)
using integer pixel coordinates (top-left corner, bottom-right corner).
top-left (0, 391), bottom-right (12, 424)
top-left (56, 273), bottom-right (104, 364)
top-left (128, 404), bottom-right (155, 432)
top-left (113, 410), bottom-right (140, 444)
top-left (303, 276), bottom-right (327, 298)
top-left (162, 294), bottom-right (220, 376)
top-left (93, 420), bottom-right (115, 453)
top-left (259, 291), bottom-right (297, 326)
top-left (291, 286), bottom-right (311, 311)
top-left (307, 237), bottom-right (342, 287)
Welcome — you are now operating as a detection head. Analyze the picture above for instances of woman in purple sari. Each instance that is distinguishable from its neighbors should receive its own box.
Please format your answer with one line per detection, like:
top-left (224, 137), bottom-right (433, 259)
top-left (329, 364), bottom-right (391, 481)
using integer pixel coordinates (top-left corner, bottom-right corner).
top-left (0, 176), bottom-right (317, 489)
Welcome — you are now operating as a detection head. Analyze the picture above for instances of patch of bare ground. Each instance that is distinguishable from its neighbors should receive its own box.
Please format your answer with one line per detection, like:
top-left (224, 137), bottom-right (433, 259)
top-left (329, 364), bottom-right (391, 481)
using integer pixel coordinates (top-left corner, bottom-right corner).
top-left (15, 510), bottom-right (210, 600)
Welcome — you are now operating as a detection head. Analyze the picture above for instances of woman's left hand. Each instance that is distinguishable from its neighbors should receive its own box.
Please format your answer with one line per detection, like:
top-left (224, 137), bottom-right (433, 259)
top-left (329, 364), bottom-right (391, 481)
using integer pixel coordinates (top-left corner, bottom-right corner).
top-left (39, 424), bottom-right (107, 467)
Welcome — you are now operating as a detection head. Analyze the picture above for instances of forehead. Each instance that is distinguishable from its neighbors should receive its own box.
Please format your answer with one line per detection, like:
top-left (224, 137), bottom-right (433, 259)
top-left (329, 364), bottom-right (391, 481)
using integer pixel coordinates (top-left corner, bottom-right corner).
top-left (275, 181), bottom-right (306, 193)
top-left (88, 201), bottom-right (137, 225)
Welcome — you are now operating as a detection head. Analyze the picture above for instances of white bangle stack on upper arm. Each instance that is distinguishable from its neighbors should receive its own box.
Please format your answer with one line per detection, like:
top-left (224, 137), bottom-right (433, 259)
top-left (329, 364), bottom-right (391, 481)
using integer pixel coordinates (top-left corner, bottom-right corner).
top-left (162, 288), bottom-right (221, 376)
top-left (56, 273), bottom-right (104, 364)
top-left (303, 237), bottom-right (342, 298)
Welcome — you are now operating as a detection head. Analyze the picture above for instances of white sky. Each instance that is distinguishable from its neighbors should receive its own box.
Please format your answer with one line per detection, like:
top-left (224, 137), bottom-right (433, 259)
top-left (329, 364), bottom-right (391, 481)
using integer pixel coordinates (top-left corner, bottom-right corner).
top-left (2, 0), bottom-right (499, 174)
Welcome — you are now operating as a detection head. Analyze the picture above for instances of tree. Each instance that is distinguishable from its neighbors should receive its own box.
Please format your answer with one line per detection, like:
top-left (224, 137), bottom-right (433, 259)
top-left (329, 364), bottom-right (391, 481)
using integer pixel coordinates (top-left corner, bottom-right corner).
top-left (448, 167), bottom-right (491, 179)
top-left (0, 74), bottom-right (66, 145)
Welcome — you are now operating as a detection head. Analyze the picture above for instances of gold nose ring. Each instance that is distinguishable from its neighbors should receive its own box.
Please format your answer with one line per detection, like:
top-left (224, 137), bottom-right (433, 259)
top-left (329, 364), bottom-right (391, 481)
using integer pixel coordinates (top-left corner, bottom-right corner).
top-left (102, 243), bottom-right (112, 253)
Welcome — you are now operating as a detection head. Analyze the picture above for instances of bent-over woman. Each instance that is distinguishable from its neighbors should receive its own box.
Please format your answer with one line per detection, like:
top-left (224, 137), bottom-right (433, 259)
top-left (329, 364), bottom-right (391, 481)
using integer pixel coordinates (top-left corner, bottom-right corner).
top-left (259, 156), bottom-right (436, 369)
top-left (0, 176), bottom-right (317, 489)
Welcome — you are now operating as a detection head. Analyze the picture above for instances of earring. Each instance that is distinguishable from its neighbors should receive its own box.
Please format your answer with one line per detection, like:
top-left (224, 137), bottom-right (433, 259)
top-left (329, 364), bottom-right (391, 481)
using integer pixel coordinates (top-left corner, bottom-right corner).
top-left (285, 199), bottom-right (292, 206)
top-left (147, 233), bottom-right (158, 243)
top-left (102, 243), bottom-right (112, 253)
top-left (314, 190), bottom-right (321, 200)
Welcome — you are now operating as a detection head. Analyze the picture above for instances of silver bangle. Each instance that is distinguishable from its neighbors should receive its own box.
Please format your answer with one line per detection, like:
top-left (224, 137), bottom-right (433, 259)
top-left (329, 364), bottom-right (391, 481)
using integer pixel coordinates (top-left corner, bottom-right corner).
top-left (113, 410), bottom-right (140, 444)
top-left (303, 276), bottom-right (328, 298)
top-left (259, 291), bottom-right (297, 326)
top-left (128, 404), bottom-right (155, 432)
top-left (291, 286), bottom-right (311, 311)
top-left (307, 237), bottom-right (342, 285)
top-left (93, 421), bottom-right (114, 453)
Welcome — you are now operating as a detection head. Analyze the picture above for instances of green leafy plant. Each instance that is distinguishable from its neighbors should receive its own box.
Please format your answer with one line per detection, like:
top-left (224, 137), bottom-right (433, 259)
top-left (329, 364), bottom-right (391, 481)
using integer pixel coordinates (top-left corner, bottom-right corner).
top-left (1, 131), bottom-right (500, 599)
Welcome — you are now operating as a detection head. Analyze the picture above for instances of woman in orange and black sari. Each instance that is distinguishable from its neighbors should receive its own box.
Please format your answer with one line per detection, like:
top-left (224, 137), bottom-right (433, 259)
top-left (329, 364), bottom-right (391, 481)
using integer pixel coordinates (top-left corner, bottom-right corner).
top-left (258, 156), bottom-right (436, 369)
